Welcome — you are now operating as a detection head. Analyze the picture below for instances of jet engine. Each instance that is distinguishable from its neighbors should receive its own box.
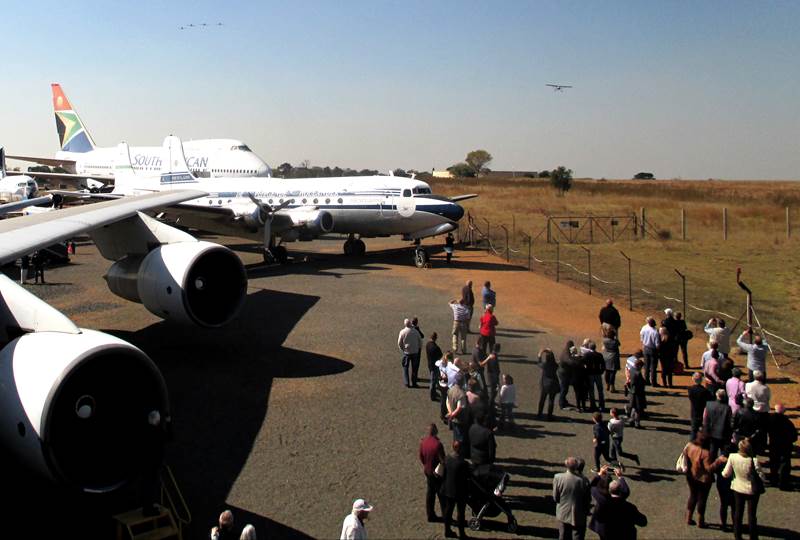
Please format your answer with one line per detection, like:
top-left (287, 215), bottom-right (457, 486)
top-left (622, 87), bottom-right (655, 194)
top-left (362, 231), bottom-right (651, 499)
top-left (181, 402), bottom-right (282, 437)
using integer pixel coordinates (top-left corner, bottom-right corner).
top-left (292, 209), bottom-right (334, 239)
top-left (0, 329), bottom-right (169, 493)
top-left (105, 241), bottom-right (247, 327)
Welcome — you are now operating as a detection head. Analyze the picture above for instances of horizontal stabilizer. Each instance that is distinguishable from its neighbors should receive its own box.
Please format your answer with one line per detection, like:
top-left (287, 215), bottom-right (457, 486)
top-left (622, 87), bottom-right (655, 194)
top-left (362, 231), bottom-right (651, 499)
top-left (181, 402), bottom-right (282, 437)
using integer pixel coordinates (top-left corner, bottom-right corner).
top-left (449, 194), bottom-right (478, 202)
top-left (6, 155), bottom-right (77, 172)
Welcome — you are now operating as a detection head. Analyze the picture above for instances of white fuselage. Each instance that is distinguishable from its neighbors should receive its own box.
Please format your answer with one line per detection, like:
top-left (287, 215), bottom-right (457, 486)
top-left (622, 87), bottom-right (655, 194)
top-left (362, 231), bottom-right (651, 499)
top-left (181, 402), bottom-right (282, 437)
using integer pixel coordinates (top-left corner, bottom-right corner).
top-left (115, 174), bottom-right (464, 240)
top-left (0, 176), bottom-right (38, 203)
top-left (58, 139), bottom-right (270, 179)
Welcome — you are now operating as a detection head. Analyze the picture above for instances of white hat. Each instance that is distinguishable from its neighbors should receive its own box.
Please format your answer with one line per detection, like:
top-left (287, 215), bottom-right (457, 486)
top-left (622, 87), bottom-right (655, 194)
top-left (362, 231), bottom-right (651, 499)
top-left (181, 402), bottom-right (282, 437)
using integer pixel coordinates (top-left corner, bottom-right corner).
top-left (664, 308), bottom-right (673, 315)
top-left (352, 499), bottom-right (373, 512)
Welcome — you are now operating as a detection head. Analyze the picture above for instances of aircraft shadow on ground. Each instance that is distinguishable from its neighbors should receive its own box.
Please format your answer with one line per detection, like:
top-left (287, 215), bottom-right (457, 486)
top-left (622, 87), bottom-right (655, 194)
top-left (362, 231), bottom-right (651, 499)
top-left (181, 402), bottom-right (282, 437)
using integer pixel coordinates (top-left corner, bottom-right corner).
top-left (112, 288), bottom-right (352, 539)
top-left (228, 241), bottom-right (526, 275)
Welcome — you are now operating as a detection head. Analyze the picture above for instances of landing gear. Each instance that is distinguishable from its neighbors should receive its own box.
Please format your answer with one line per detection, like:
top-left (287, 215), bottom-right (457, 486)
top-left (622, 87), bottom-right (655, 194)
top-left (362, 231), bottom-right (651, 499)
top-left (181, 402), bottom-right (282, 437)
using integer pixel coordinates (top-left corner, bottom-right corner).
top-left (262, 244), bottom-right (289, 265)
top-left (413, 246), bottom-right (429, 268)
top-left (343, 235), bottom-right (366, 256)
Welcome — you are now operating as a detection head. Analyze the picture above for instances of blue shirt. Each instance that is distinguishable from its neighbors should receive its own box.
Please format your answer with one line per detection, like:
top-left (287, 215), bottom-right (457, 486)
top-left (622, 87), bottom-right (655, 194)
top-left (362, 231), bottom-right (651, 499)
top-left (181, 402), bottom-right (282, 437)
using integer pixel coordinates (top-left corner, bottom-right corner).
top-left (482, 287), bottom-right (496, 308)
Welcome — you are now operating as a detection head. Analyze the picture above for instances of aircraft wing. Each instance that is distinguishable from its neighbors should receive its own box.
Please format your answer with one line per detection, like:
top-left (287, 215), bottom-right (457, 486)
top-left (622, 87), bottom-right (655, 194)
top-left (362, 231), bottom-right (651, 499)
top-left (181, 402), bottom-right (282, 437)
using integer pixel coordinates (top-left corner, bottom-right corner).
top-left (0, 190), bottom-right (206, 265)
top-left (6, 155), bottom-right (76, 171)
top-left (6, 170), bottom-right (114, 184)
top-left (0, 195), bottom-right (54, 217)
top-left (449, 194), bottom-right (478, 202)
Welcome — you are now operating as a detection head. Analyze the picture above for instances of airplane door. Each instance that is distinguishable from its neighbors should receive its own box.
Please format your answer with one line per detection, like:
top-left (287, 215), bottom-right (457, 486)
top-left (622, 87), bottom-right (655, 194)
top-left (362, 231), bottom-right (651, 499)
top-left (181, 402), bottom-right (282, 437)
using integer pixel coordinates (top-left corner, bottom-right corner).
top-left (397, 188), bottom-right (415, 218)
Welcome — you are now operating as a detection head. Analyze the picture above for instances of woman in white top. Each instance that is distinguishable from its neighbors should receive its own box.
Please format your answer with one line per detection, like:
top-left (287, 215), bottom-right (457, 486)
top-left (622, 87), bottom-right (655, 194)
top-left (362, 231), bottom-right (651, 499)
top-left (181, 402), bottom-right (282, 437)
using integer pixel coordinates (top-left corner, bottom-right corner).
top-left (722, 438), bottom-right (764, 540)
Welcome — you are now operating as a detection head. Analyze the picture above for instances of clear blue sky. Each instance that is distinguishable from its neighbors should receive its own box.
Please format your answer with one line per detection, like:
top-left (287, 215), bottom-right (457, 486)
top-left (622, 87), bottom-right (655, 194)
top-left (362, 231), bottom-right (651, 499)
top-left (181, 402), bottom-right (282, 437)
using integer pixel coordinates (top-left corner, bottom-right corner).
top-left (3, 1), bottom-right (799, 179)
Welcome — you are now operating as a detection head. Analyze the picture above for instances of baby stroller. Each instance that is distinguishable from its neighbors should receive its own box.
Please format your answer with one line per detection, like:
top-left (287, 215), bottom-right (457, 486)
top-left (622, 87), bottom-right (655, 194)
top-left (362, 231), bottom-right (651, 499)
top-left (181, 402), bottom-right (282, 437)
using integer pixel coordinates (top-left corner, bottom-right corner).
top-left (467, 464), bottom-right (517, 533)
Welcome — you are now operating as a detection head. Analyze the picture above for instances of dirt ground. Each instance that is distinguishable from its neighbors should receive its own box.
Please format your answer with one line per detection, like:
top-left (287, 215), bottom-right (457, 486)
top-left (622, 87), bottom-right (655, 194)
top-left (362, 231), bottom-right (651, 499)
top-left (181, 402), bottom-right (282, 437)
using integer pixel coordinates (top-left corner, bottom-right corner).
top-left (2, 236), bottom-right (799, 539)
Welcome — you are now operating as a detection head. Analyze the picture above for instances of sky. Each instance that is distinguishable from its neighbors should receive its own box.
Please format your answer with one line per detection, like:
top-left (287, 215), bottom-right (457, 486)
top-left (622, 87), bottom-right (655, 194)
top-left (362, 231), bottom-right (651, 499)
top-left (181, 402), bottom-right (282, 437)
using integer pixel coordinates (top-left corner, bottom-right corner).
top-left (2, 0), bottom-right (799, 179)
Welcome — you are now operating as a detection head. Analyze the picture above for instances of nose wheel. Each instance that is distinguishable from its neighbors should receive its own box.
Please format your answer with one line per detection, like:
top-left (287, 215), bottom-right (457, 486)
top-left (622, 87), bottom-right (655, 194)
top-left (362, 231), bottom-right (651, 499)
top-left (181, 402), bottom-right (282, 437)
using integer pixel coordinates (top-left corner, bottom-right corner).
top-left (413, 247), bottom-right (429, 268)
top-left (262, 245), bottom-right (289, 264)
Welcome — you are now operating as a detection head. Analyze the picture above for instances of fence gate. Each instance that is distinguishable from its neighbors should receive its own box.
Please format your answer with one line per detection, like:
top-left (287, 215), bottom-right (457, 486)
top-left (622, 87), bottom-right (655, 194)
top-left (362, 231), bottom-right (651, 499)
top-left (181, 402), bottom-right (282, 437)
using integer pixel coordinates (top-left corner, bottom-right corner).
top-left (544, 215), bottom-right (638, 244)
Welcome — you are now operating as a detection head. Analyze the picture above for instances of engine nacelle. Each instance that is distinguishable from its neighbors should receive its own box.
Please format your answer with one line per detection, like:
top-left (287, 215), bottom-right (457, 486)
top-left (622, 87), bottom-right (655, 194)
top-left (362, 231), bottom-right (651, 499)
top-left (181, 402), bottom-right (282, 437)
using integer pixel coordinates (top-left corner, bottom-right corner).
top-left (291, 209), bottom-right (334, 239)
top-left (0, 330), bottom-right (169, 493)
top-left (105, 241), bottom-right (247, 327)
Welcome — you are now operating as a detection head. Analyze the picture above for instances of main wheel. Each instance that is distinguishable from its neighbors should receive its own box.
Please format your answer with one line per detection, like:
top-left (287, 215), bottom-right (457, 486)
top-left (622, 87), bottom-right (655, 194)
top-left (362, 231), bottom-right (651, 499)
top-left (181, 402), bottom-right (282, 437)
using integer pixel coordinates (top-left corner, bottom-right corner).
top-left (468, 517), bottom-right (481, 531)
top-left (343, 240), bottom-right (353, 256)
top-left (272, 245), bottom-right (288, 264)
top-left (354, 239), bottom-right (366, 256)
top-left (414, 248), bottom-right (429, 268)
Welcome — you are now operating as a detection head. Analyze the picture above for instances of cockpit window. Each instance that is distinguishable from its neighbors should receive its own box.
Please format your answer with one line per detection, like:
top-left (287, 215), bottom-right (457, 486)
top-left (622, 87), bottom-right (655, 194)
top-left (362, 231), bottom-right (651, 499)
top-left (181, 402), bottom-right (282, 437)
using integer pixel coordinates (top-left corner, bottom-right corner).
top-left (412, 187), bottom-right (432, 195)
top-left (403, 189), bottom-right (412, 197)
top-left (230, 145), bottom-right (252, 152)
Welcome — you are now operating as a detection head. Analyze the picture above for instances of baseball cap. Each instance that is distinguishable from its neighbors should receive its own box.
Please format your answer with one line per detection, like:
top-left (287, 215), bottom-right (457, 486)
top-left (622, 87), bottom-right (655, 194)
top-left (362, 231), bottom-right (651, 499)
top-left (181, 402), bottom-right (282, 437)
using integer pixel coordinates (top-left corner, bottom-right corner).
top-left (352, 499), bottom-right (373, 512)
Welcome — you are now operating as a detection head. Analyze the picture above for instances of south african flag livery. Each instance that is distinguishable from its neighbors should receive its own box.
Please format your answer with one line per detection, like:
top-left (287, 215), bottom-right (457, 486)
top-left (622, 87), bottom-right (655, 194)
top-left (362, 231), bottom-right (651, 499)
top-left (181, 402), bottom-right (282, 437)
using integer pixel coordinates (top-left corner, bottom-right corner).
top-left (52, 83), bottom-right (95, 153)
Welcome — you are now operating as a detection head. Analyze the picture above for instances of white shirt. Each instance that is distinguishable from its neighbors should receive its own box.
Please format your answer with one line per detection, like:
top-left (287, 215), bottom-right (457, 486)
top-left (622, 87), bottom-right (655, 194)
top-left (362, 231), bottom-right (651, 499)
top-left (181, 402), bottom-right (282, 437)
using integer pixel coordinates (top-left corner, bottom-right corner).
top-left (745, 380), bottom-right (771, 413)
top-left (340, 513), bottom-right (367, 540)
top-left (608, 417), bottom-right (625, 439)
top-left (398, 326), bottom-right (422, 354)
top-left (500, 384), bottom-right (516, 405)
top-left (700, 349), bottom-right (714, 370)
top-left (705, 324), bottom-right (731, 355)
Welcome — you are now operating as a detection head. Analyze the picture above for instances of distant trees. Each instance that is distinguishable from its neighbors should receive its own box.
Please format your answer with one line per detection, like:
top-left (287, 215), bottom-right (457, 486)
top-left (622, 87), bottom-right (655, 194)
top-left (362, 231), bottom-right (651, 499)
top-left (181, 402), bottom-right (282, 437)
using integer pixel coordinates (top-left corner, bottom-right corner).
top-left (447, 162), bottom-right (476, 177)
top-left (274, 161), bottom-right (380, 178)
top-left (634, 172), bottom-right (655, 179)
top-left (447, 149), bottom-right (493, 177)
top-left (549, 166), bottom-right (573, 195)
top-left (538, 170), bottom-right (551, 178)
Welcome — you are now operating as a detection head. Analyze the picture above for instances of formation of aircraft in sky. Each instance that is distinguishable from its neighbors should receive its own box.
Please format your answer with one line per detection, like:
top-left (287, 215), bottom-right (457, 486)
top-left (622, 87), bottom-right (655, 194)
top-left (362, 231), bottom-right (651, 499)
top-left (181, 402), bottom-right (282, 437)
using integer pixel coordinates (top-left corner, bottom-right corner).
top-left (179, 22), bottom-right (223, 30)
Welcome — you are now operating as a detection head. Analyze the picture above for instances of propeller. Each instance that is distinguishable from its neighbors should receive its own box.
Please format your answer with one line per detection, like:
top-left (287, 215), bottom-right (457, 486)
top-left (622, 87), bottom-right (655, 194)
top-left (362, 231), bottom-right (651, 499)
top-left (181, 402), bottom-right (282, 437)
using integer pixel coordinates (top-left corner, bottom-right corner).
top-left (247, 193), bottom-right (294, 252)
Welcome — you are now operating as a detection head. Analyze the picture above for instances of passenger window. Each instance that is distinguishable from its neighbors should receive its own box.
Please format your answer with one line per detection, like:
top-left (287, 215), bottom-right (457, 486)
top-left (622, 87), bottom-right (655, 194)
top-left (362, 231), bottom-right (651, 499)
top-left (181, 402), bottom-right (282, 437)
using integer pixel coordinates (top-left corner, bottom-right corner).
top-left (403, 189), bottom-right (411, 197)
top-left (338, 198), bottom-right (343, 204)
top-left (313, 198), bottom-right (318, 204)
top-left (325, 198), bottom-right (330, 204)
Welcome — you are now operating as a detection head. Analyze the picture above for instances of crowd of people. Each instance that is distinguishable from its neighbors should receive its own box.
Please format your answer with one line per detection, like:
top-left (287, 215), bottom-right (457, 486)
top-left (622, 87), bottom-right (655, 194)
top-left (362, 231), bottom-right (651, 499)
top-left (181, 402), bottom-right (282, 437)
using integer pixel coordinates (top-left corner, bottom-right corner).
top-left (340, 287), bottom-right (798, 540)
top-left (209, 510), bottom-right (257, 540)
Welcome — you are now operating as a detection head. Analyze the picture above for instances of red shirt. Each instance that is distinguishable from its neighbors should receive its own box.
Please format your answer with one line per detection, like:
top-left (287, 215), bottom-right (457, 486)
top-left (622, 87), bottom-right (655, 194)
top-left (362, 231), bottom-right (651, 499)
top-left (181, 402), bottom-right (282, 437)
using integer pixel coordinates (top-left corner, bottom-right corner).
top-left (419, 435), bottom-right (444, 476)
top-left (480, 313), bottom-right (498, 337)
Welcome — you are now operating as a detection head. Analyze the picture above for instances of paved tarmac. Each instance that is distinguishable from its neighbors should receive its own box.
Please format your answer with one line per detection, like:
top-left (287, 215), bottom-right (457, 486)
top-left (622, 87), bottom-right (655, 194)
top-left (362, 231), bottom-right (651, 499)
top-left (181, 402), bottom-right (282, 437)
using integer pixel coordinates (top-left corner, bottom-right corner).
top-left (3, 236), bottom-right (798, 539)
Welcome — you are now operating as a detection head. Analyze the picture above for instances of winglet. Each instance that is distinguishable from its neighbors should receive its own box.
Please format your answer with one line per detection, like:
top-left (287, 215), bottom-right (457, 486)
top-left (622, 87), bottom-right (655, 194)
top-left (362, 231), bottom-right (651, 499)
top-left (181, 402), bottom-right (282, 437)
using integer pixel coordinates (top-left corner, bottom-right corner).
top-left (160, 136), bottom-right (197, 185)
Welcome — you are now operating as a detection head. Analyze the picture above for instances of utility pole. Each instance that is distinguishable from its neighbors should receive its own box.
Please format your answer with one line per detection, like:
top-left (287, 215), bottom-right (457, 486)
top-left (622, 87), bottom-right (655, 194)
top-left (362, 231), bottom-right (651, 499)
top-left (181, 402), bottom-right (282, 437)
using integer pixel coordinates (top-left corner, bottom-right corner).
top-left (555, 240), bottom-right (560, 283)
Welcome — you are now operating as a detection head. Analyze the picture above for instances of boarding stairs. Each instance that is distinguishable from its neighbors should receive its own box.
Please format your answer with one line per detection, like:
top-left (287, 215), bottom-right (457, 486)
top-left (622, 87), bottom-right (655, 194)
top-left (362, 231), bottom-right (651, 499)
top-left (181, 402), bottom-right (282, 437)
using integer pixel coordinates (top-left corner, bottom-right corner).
top-left (112, 465), bottom-right (191, 540)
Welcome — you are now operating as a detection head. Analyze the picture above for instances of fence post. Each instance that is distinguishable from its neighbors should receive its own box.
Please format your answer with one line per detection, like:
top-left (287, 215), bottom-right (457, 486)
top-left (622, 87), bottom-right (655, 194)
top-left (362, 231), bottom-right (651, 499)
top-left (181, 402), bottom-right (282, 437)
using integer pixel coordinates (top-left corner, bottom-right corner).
top-left (581, 246), bottom-right (592, 295)
top-left (681, 208), bottom-right (686, 241)
top-left (547, 218), bottom-right (552, 243)
top-left (483, 218), bottom-right (491, 253)
top-left (500, 225), bottom-right (509, 262)
top-left (640, 207), bottom-right (646, 238)
top-left (555, 240), bottom-right (560, 283)
top-left (620, 250), bottom-right (632, 311)
top-left (723, 207), bottom-right (728, 240)
top-left (527, 234), bottom-right (532, 270)
top-left (787, 207), bottom-right (791, 239)
top-left (512, 214), bottom-right (516, 242)
top-left (633, 213), bottom-right (638, 239)
top-left (675, 268), bottom-right (686, 323)
top-left (589, 217), bottom-right (594, 243)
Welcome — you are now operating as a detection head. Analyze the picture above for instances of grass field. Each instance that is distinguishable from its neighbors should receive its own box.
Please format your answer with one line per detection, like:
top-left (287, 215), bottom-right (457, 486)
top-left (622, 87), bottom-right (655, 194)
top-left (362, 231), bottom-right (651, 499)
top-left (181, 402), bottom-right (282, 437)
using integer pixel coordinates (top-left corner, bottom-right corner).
top-left (430, 176), bottom-right (800, 369)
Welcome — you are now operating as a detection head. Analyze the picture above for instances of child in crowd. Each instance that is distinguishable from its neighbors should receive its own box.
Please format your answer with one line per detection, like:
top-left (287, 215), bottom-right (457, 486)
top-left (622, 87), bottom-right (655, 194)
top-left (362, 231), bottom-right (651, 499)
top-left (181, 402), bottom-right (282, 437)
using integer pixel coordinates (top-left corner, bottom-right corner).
top-left (608, 408), bottom-right (641, 469)
top-left (592, 411), bottom-right (613, 472)
top-left (499, 373), bottom-right (516, 430)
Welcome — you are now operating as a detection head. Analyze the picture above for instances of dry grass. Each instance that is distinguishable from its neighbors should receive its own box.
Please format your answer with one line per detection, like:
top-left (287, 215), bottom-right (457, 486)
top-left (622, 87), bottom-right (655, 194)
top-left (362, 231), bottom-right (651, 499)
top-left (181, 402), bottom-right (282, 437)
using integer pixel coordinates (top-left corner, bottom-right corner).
top-left (432, 176), bottom-right (800, 365)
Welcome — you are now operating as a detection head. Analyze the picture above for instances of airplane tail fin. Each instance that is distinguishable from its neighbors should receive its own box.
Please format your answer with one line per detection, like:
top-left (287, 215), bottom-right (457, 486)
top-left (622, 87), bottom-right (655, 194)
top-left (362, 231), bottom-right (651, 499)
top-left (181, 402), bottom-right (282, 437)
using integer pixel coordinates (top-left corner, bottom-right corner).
top-left (159, 135), bottom-right (198, 185)
top-left (52, 83), bottom-right (96, 153)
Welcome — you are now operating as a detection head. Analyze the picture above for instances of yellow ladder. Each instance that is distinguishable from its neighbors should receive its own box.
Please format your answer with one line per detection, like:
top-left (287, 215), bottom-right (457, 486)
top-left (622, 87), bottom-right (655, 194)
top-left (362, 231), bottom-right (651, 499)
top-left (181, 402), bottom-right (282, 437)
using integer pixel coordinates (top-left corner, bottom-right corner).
top-left (112, 505), bottom-right (179, 540)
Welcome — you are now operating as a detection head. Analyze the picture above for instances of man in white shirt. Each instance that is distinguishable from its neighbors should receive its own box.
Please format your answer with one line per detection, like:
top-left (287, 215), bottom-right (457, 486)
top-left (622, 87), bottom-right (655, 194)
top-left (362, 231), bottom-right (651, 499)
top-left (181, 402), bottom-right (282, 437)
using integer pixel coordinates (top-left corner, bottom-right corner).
top-left (398, 319), bottom-right (422, 388)
top-left (700, 341), bottom-right (719, 370)
top-left (449, 299), bottom-right (470, 354)
top-left (745, 370), bottom-right (771, 414)
top-left (340, 498), bottom-right (373, 540)
top-left (704, 318), bottom-right (731, 358)
top-left (639, 317), bottom-right (660, 386)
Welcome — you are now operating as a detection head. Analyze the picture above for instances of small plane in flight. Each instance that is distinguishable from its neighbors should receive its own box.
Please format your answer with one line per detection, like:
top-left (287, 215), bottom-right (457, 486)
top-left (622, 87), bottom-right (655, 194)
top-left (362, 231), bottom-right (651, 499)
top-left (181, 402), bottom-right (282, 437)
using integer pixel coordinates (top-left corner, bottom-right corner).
top-left (546, 84), bottom-right (573, 92)
top-left (82, 136), bottom-right (475, 267)
top-left (0, 186), bottom-right (247, 494)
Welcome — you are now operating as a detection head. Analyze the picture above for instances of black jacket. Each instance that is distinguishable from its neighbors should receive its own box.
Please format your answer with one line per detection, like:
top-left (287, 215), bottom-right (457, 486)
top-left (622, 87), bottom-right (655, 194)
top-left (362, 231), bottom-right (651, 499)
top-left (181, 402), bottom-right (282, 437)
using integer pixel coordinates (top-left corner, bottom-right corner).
top-left (594, 497), bottom-right (647, 540)
top-left (733, 409), bottom-right (760, 440)
top-left (687, 384), bottom-right (712, 421)
top-left (461, 285), bottom-right (474, 308)
top-left (468, 424), bottom-right (496, 466)
top-left (584, 351), bottom-right (606, 376)
top-left (769, 413), bottom-right (798, 451)
top-left (599, 305), bottom-right (621, 329)
top-left (442, 454), bottom-right (470, 499)
top-left (704, 401), bottom-right (732, 440)
top-left (661, 316), bottom-right (681, 342)
top-left (426, 340), bottom-right (442, 371)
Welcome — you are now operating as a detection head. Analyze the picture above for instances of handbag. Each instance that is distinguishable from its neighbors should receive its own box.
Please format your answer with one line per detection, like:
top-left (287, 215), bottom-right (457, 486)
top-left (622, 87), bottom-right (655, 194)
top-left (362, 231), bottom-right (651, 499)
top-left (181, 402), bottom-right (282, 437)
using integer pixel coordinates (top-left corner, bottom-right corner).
top-left (676, 444), bottom-right (689, 473)
top-left (751, 458), bottom-right (765, 494)
top-left (434, 462), bottom-right (445, 477)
